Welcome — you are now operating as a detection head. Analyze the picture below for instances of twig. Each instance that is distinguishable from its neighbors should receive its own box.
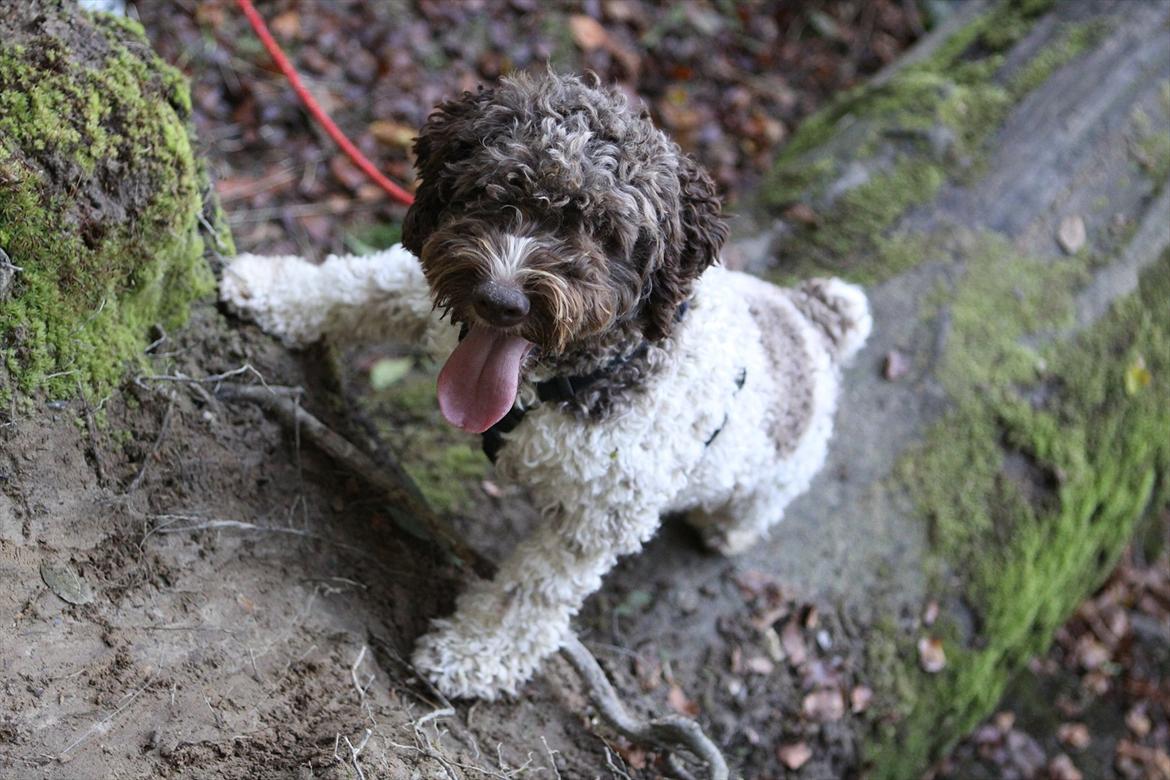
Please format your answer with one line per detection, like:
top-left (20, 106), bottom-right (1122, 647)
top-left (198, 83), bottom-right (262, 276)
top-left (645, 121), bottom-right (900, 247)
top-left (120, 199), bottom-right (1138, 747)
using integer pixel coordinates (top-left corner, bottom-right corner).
top-left (216, 381), bottom-right (729, 779)
top-left (126, 390), bottom-right (176, 493)
top-left (59, 676), bottom-right (153, 758)
top-left (75, 378), bottom-right (108, 486)
top-left (214, 383), bottom-right (484, 574)
top-left (560, 638), bottom-right (727, 780)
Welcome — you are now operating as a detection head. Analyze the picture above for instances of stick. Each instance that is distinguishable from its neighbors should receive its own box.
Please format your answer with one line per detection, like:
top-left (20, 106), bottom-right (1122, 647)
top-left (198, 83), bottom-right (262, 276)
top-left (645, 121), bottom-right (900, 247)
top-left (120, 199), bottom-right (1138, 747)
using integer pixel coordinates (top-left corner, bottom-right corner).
top-left (216, 382), bottom-right (729, 779)
top-left (215, 383), bottom-right (486, 575)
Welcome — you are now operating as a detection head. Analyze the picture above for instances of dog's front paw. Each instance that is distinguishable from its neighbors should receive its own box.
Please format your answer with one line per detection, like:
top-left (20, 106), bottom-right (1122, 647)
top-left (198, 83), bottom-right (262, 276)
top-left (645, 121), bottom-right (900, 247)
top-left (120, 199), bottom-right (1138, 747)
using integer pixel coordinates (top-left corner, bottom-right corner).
top-left (412, 620), bottom-right (539, 701)
top-left (220, 254), bottom-right (326, 347)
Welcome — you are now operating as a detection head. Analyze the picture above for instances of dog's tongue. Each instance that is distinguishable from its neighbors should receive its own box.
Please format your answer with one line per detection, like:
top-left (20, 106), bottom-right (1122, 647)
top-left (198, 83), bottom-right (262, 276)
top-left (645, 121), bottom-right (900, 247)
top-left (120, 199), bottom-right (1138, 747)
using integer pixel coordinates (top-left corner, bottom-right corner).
top-left (437, 325), bottom-right (531, 433)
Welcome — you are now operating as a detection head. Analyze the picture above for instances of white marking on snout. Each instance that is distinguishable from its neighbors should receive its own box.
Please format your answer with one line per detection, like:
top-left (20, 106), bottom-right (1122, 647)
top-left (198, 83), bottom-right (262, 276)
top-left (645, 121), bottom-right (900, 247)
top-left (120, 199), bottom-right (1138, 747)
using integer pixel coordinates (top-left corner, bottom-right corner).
top-left (485, 233), bottom-right (535, 283)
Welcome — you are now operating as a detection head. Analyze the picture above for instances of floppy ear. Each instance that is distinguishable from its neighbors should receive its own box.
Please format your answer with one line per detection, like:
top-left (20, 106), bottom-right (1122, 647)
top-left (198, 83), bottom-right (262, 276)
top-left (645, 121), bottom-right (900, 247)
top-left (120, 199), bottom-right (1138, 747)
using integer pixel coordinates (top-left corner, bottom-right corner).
top-left (641, 154), bottom-right (728, 340)
top-left (402, 87), bottom-right (495, 256)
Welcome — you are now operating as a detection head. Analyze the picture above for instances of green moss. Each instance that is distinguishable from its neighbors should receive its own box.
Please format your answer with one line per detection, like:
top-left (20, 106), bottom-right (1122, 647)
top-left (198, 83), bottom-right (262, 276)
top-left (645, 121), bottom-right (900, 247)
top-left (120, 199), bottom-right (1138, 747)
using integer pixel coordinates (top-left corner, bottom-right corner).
top-left (866, 244), bottom-right (1170, 777)
top-left (766, 160), bottom-right (946, 285)
top-left (761, 3), bottom-right (1109, 283)
top-left (0, 10), bottom-right (215, 401)
top-left (368, 370), bottom-right (489, 514)
top-left (1008, 20), bottom-right (1110, 95)
top-left (1129, 98), bottom-right (1170, 185)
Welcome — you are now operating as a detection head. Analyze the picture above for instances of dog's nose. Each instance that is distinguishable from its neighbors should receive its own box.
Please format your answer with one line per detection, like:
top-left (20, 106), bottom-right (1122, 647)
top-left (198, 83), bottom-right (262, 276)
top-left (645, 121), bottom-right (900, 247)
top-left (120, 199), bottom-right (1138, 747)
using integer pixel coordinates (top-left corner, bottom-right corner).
top-left (472, 280), bottom-right (530, 328)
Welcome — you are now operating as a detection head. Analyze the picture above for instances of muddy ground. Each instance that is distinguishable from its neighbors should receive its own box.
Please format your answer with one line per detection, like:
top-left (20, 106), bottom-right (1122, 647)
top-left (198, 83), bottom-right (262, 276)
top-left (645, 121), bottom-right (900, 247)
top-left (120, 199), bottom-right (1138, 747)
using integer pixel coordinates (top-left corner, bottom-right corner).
top-left (3, 279), bottom-right (851, 779)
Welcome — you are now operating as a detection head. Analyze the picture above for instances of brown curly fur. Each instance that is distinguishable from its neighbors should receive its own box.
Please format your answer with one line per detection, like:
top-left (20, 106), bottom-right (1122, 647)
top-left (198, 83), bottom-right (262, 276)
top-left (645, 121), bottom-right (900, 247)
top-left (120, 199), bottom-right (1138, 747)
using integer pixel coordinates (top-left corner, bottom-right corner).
top-left (402, 72), bottom-right (728, 398)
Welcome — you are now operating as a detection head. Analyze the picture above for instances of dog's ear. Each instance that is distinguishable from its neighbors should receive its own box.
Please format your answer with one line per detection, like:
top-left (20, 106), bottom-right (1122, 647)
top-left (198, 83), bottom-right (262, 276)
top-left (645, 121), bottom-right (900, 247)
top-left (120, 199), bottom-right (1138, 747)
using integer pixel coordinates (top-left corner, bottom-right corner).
top-left (402, 87), bottom-right (495, 256)
top-left (641, 154), bottom-right (728, 340)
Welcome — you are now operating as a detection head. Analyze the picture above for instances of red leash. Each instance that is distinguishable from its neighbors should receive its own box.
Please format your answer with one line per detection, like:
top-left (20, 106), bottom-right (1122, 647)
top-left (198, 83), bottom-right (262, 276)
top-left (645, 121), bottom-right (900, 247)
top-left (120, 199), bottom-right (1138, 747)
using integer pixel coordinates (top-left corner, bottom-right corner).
top-left (234, 0), bottom-right (416, 207)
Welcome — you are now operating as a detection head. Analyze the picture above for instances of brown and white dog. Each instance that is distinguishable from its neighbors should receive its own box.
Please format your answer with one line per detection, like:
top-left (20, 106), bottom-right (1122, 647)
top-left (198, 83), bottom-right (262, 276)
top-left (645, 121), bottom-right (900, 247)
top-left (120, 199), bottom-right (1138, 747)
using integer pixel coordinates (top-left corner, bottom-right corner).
top-left (221, 72), bottom-right (872, 699)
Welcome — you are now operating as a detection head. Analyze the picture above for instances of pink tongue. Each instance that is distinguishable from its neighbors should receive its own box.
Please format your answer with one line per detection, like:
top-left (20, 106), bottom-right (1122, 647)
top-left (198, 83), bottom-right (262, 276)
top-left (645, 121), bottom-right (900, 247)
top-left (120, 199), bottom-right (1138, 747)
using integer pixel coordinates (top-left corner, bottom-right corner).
top-left (437, 325), bottom-right (532, 433)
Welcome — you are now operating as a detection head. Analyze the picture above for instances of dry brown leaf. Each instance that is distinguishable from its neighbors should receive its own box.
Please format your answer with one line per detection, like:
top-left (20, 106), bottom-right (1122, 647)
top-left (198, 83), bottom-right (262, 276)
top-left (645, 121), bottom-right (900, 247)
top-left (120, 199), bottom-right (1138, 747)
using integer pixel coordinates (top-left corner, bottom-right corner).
top-left (369, 120), bottom-right (416, 150)
top-left (884, 350), bottom-right (912, 381)
top-left (569, 15), bottom-right (608, 51)
top-left (850, 685), bottom-right (873, 714)
top-left (782, 202), bottom-right (818, 225)
top-left (667, 684), bottom-right (700, 717)
top-left (1124, 706), bottom-right (1151, 738)
top-left (268, 10), bottom-right (301, 39)
top-left (781, 619), bottom-right (808, 667)
top-left (918, 636), bottom-right (946, 673)
top-left (802, 689), bottom-right (845, 722)
top-left (1048, 753), bottom-right (1083, 780)
top-left (778, 741), bottom-right (813, 770)
top-left (1057, 722), bottom-right (1091, 750)
top-left (744, 655), bottom-right (774, 675)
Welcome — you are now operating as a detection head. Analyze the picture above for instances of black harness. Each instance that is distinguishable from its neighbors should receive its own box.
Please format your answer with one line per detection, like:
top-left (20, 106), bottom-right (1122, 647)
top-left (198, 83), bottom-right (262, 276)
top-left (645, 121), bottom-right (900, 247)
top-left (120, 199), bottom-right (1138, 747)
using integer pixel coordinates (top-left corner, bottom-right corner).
top-left (480, 301), bottom-right (690, 462)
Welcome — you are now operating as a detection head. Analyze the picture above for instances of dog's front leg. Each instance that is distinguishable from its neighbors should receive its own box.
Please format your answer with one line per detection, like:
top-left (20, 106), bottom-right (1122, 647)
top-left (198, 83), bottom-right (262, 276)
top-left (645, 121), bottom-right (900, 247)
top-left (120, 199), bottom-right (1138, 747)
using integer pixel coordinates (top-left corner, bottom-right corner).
top-left (220, 245), bottom-right (455, 356)
top-left (413, 500), bottom-right (662, 700)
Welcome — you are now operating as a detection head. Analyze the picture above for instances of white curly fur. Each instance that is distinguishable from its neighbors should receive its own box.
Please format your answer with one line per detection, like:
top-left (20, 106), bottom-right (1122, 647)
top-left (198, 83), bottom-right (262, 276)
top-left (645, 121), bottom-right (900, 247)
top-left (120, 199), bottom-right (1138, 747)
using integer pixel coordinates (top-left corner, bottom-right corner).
top-left (221, 246), bottom-right (871, 700)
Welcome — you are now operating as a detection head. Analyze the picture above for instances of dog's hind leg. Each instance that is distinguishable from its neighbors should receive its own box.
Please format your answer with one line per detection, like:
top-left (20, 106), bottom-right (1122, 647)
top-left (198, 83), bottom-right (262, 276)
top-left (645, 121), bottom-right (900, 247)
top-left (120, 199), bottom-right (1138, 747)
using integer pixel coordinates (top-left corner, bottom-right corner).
top-left (691, 490), bottom-right (790, 557)
top-left (219, 245), bottom-right (456, 357)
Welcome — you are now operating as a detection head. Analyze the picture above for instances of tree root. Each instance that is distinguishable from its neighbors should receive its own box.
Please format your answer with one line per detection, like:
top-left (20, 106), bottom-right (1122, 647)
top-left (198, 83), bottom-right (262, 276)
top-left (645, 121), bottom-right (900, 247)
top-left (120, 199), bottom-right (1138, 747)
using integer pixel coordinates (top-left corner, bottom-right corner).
top-left (216, 382), bottom-right (729, 780)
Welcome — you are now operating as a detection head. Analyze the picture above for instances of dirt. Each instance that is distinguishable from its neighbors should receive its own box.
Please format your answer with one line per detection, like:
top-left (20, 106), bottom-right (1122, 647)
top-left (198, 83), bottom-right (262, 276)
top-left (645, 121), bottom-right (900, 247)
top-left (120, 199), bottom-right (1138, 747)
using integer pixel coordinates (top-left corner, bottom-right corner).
top-left (0, 305), bottom-right (614, 778)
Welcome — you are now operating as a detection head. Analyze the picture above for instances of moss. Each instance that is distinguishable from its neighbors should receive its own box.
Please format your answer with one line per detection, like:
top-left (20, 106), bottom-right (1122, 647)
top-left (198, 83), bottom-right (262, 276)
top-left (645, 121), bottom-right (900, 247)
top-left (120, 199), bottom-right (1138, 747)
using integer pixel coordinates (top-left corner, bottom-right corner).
top-left (1008, 20), bottom-right (1110, 95)
top-left (766, 160), bottom-right (946, 285)
top-left (761, 3), bottom-right (1108, 283)
top-left (368, 370), bottom-right (489, 514)
top-left (865, 243), bottom-right (1170, 777)
top-left (1129, 96), bottom-right (1170, 186)
top-left (0, 9), bottom-right (215, 402)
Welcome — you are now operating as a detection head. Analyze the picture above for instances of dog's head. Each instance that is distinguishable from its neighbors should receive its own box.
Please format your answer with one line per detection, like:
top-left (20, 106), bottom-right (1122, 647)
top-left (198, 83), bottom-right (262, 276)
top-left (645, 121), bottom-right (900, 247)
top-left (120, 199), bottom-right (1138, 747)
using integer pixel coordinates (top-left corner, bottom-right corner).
top-left (402, 72), bottom-right (727, 433)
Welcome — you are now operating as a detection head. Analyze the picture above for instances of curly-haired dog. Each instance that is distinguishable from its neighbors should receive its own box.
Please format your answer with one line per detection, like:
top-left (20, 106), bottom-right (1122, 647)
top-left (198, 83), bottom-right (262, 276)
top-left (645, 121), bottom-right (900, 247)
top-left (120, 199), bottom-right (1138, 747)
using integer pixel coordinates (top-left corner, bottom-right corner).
top-left (220, 72), bottom-right (872, 700)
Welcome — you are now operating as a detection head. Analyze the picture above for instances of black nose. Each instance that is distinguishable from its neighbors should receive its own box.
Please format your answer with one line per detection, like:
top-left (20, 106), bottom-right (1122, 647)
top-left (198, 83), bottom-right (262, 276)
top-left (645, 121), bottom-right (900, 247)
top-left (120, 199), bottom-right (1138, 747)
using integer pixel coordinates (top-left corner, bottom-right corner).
top-left (472, 280), bottom-right (530, 328)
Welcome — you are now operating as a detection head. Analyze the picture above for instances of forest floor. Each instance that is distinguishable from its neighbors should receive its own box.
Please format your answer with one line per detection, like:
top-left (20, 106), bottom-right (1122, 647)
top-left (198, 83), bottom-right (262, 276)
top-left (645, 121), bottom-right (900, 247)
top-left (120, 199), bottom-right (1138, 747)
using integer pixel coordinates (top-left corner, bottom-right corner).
top-left (1, 2), bottom-right (1165, 779)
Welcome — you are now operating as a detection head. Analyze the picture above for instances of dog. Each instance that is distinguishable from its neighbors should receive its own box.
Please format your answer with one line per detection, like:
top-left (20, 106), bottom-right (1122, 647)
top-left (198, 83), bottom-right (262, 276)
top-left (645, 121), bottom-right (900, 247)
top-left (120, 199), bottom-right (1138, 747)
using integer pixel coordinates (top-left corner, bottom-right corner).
top-left (220, 72), bottom-right (872, 700)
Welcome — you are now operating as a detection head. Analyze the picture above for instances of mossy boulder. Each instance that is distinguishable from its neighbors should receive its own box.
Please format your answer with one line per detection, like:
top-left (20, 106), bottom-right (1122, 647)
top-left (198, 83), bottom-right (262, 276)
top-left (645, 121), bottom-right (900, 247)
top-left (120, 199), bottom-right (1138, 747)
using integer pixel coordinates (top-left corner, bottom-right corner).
top-left (0, 1), bottom-right (224, 402)
top-left (712, 0), bottom-right (1170, 776)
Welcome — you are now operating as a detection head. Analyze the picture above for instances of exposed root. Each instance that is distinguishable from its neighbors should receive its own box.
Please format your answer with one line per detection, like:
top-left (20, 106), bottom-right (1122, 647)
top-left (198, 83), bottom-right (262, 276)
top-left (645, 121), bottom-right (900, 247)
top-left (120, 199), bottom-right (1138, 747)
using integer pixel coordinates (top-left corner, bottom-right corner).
top-left (216, 381), bottom-right (730, 780)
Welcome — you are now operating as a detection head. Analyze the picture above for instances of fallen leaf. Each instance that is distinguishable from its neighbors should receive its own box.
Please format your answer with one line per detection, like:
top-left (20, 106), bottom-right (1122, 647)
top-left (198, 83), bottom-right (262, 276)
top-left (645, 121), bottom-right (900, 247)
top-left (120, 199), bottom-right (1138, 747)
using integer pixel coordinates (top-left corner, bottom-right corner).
top-left (744, 655), bottom-right (774, 675)
top-left (850, 685), bottom-right (873, 713)
top-left (918, 636), bottom-right (946, 673)
top-left (802, 688), bottom-right (845, 722)
top-left (614, 740), bottom-right (648, 769)
top-left (480, 479), bottom-right (502, 499)
top-left (781, 619), bottom-right (808, 667)
top-left (1073, 635), bottom-right (1110, 670)
top-left (883, 350), bottom-right (912, 381)
top-left (569, 15), bottom-right (608, 51)
top-left (1048, 753), bottom-right (1083, 780)
top-left (783, 202), bottom-right (819, 225)
top-left (268, 10), bottom-right (300, 39)
top-left (1124, 356), bottom-right (1151, 396)
top-left (778, 741), bottom-right (813, 770)
top-left (667, 684), bottom-right (700, 717)
top-left (369, 357), bottom-right (412, 390)
top-left (40, 561), bottom-right (94, 606)
top-left (1057, 215), bottom-right (1086, 254)
top-left (1057, 722), bottom-right (1090, 750)
top-left (762, 626), bottom-right (784, 663)
top-left (329, 156), bottom-right (367, 192)
top-left (370, 120), bottom-right (416, 150)
top-left (1124, 705), bottom-right (1151, 738)
top-left (923, 599), bottom-right (940, 626)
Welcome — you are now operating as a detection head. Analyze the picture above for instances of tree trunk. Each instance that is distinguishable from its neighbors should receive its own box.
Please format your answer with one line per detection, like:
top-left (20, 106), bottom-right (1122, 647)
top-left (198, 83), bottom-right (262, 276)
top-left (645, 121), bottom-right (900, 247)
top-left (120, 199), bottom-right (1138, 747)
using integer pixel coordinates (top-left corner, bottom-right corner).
top-left (707, 0), bottom-right (1169, 775)
top-left (0, 0), bottom-right (224, 403)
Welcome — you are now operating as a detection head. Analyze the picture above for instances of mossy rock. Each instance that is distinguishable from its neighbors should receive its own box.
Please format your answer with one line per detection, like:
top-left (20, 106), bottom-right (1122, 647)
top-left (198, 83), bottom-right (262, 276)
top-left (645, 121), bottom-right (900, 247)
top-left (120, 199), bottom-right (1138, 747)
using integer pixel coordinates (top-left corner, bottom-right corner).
top-left (0, 2), bottom-right (225, 402)
top-left (673, 2), bottom-right (1170, 777)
